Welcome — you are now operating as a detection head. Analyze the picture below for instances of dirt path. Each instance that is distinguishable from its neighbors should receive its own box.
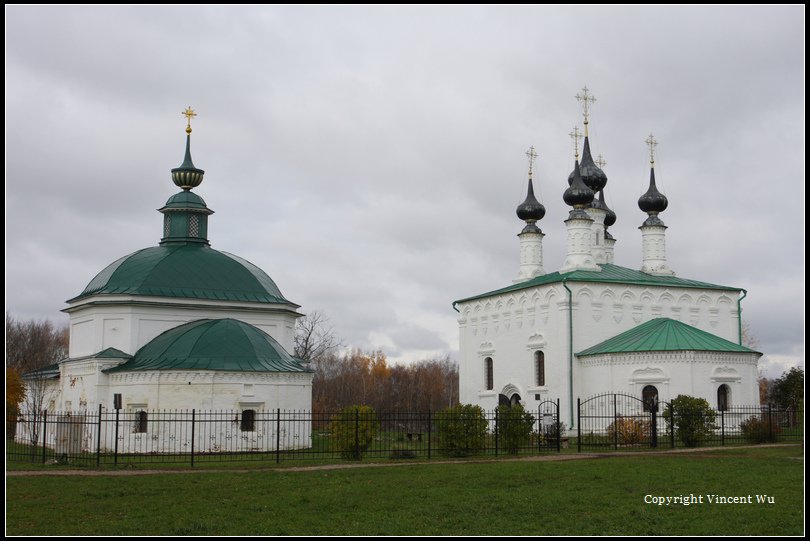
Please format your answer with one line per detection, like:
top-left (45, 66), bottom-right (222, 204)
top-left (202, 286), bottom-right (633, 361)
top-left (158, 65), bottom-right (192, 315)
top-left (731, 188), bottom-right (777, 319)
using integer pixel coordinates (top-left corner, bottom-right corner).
top-left (6, 443), bottom-right (799, 477)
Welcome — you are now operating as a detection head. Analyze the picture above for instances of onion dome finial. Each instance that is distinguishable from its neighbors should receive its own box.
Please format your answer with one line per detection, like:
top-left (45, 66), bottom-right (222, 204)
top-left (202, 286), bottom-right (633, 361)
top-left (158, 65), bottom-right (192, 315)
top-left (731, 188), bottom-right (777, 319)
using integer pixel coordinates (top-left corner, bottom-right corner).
top-left (171, 107), bottom-right (205, 190)
top-left (516, 146), bottom-right (546, 227)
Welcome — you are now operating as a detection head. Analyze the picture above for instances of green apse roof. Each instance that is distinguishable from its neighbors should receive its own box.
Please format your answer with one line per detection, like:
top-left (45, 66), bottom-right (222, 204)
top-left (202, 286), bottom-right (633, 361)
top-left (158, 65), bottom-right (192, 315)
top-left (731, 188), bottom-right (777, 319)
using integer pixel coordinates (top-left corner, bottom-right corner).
top-left (105, 318), bottom-right (311, 373)
top-left (576, 318), bottom-right (759, 357)
top-left (71, 244), bottom-right (292, 304)
top-left (454, 264), bottom-right (741, 305)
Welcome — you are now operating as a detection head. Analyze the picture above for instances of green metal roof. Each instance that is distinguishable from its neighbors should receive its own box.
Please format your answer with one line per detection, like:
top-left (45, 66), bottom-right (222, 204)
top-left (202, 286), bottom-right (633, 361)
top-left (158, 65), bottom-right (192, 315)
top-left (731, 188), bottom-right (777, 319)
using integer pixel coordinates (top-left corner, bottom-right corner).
top-left (454, 263), bottom-right (741, 305)
top-left (70, 244), bottom-right (292, 305)
top-left (159, 191), bottom-right (211, 212)
top-left (105, 318), bottom-right (311, 373)
top-left (88, 347), bottom-right (132, 360)
top-left (576, 318), bottom-right (759, 356)
top-left (22, 362), bottom-right (61, 380)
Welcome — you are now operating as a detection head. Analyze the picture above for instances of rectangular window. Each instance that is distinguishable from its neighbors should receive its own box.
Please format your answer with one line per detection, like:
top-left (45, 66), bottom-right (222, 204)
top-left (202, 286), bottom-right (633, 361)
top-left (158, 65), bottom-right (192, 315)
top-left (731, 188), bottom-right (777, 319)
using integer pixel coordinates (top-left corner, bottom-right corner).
top-left (485, 358), bottom-right (494, 391)
top-left (535, 351), bottom-right (545, 387)
top-left (133, 410), bottom-right (148, 434)
top-left (240, 409), bottom-right (256, 432)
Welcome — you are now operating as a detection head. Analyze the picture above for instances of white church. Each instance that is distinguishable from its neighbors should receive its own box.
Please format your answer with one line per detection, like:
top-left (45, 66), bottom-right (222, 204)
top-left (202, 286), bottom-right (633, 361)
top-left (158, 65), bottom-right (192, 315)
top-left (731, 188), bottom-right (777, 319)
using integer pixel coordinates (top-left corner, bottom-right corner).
top-left (454, 91), bottom-right (760, 428)
top-left (22, 110), bottom-right (312, 452)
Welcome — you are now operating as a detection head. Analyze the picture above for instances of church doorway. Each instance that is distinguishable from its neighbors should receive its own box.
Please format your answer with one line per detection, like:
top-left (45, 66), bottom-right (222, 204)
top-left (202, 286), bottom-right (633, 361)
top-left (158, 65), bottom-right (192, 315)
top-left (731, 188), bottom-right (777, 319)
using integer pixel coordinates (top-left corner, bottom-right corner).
top-left (498, 394), bottom-right (511, 407)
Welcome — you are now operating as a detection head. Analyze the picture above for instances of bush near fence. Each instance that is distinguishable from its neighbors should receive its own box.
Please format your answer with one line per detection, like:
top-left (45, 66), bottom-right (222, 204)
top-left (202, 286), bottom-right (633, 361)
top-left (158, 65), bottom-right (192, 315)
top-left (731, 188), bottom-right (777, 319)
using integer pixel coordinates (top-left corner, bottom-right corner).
top-left (434, 404), bottom-right (489, 457)
top-left (328, 405), bottom-right (380, 460)
top-left (606, 416), bottom-right (650, 446)
top-left (664, 395), bottom-right (717, 448)
top-left (497, 404), bottom-right (535, 454)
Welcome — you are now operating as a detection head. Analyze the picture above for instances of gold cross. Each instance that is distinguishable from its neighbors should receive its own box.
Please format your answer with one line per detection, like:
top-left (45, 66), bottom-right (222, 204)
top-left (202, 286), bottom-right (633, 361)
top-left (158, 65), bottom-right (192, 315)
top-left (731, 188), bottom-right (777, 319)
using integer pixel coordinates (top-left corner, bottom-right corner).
top-left (569, 126), bottom-right (582, 160)
top-left (182, 106), bottom-right (197, 135)
top-left (525, 146), bottom-right (538, 180)
top-left (645, 133), bottom-right (658, 166)
top-left (575, 85), bottom-right (596, 135)
top-left (595, 154), bottom-right (606, 169)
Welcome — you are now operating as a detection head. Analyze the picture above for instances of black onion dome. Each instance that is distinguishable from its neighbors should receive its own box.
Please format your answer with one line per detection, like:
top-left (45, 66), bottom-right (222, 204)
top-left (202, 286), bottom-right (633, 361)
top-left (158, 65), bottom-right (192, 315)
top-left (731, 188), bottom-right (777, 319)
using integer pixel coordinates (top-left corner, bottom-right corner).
top-left (577, 137), bottom-right (607, 192)
top-left (638, 167), bottom-right (668, 214)
top-left (601, 190), bottom-right (617, 227)
top-left (516, 178), bottom-right (546, 223)
top-left (563, 160), bottom-right (594, 208)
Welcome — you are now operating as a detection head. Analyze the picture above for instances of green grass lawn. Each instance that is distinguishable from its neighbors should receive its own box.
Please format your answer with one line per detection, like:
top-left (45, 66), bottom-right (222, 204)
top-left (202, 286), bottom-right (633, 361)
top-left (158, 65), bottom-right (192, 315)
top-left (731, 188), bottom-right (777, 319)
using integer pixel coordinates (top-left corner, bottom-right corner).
top-left (6, 446), bottom-right (803, 535)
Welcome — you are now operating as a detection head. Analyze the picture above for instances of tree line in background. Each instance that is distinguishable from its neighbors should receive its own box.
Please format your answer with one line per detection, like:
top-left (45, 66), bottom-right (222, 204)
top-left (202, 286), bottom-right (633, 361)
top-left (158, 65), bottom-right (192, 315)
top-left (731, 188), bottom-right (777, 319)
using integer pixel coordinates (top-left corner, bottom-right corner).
top-left (759, 367), bottom-right (804, 410)
top-left (295, 311), bottom-right (458, 413)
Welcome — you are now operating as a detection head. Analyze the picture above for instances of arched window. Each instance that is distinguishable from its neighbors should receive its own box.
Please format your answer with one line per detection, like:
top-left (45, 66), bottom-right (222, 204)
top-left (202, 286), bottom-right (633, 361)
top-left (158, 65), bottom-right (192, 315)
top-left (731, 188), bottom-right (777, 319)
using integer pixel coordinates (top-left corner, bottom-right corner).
top-left (134, 410), bottom-right (148, 433)
top-left (484, 357), bottom-right (493, 391)
top-left (534, 351), bottom-right (545, 387)
top-left (241, 409), bottom-right (256, 432)
top-left (717, 385), bottom-right (730, 411)
top-left (642, 385), bottom-right (659, 412)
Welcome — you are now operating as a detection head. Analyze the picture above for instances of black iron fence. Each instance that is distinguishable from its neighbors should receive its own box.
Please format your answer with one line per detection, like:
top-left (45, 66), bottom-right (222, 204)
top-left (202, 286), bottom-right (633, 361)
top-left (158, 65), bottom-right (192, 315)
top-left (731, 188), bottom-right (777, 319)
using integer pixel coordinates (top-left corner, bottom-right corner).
top-left (8, 400), bottom-right (560, 466)
top-left (8, 397), bottom-right (801, 467)
top-left (577, 393), bottom-right (803, 451)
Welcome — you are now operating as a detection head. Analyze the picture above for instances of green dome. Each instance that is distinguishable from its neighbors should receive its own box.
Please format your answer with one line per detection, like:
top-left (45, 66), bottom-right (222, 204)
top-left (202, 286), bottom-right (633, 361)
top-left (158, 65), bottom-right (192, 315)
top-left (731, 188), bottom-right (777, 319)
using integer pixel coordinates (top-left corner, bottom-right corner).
top-left (72, 244), bottom-right (291, 304)
top-left (160, 191), bottom-right (209, 211)
top-left (105, 319), bottom-right (309, 373)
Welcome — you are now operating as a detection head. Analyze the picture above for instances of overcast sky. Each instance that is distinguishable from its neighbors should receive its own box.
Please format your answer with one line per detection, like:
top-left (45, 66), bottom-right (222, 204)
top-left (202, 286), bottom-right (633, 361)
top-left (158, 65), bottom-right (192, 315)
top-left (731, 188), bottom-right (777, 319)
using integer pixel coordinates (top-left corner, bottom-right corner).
top-left (6, 6), bottom-right (804, 377)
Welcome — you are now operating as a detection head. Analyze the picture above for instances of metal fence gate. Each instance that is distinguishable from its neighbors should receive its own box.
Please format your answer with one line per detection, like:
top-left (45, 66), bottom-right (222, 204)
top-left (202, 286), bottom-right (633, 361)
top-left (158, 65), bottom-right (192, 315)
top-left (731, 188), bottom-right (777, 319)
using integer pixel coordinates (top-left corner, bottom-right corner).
top-left (577, 392), bottom-right (670, 451)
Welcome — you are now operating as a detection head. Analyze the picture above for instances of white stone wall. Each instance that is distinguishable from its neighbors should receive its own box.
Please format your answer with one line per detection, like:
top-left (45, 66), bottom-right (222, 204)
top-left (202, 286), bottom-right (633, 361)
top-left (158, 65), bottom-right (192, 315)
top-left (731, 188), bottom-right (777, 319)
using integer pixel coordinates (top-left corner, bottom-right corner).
top-left (66, 296), bottom-right (300, 358)
top-left (457, 281), bottom-right (752, 427)
top-left (105, 370), bottom-right (313, 411)
top-left (578, 351), bottom-right (759, 406)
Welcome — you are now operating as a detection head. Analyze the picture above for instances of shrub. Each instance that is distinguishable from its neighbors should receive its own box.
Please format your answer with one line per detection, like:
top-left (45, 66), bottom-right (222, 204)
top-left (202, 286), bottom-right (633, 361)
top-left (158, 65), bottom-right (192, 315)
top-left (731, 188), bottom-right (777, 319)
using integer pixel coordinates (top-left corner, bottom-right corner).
top-left (434, 404), bottom-right (488, 457)
top-left (328, 405), bottom-right (379, 460)
top-left (606, 415), bottom-right (650, 445)
top-left (497, 404), bottom-right (535, 454)
top-left (663, 395), bottom-right (717, 447)
top-left (740, 416), bottom-right (781, 443)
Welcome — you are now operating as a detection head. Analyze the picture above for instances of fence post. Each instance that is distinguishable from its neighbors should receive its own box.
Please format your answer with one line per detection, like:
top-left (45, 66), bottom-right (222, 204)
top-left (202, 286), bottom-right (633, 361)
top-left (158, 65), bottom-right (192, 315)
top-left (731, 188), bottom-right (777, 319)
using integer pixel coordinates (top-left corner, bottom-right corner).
top-left (613, 394), bottom-right (618, 451)
top-left (494, 408), bottom-right (499, 457)
top-left (650, 400), bottom-right (658, 449)
top-left (41, 410), bottom-right (48, 464)
top-left (720, 409), bottom-right (725, 446)
top-left (556, 399), bottom-right (561, 453)
top-left (96, 404), bottom-right (102, 467)
top-left (768, 403), bottom-right (773, 441)
top-left (427, 410), bottom-right (431, 460)
top-left (191, 409), bottom-right (196, 468)
top-left (577, 398), bottom-right (581, 453)
top-left (276, 409), bottom-right (281, 464)
top-left (538, 406), bottom-right (542, 453)
top-left (670, 406), bottom-right (675, 448)
top-left (354, 407), bottom-right (360, 460)
top-left (114, 408), bottom-right (120, 466)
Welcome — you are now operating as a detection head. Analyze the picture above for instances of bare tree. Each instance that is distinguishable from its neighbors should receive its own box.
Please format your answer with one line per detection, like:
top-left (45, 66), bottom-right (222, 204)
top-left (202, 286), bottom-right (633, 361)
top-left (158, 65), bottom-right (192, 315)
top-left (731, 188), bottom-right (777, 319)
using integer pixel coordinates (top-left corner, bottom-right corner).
top-left (294, 310), bottom-right (341, 364)
top-left (6, 313), bottom-right (68, 453)
top-left (6, 312), bottom-right (68, 371)
top-left (741, 319), bottom-right (759, 350)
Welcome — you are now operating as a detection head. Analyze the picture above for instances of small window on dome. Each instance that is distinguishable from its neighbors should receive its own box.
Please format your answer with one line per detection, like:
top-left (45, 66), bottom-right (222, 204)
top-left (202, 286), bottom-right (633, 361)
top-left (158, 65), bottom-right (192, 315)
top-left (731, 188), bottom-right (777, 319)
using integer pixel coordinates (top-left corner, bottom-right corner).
top-left (163, 215), bottom-right (171, 237)
top-left (189, 214), bottom-right (199, 237)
